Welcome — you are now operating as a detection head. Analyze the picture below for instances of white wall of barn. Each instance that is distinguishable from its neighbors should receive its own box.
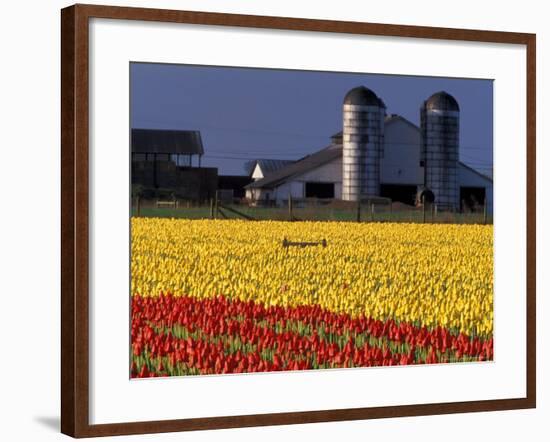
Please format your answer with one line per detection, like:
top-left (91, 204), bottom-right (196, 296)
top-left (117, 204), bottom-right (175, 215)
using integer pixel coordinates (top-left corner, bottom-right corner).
top-left (381, 118), bottom-right (424, 186)
top-left (297, 157), bottom-right (343, 190)
top-left (273, 158), bottom-right (343, 203)
top-left (272, 181), bottom-right (303, 201)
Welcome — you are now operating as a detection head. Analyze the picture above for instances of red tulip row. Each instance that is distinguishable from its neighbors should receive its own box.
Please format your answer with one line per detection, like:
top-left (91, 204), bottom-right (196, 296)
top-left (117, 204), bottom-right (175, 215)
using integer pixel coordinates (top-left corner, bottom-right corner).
top-left (131, 294), bottom-right (493, 378)
top-left (132, 330), bottom-right (409, 378)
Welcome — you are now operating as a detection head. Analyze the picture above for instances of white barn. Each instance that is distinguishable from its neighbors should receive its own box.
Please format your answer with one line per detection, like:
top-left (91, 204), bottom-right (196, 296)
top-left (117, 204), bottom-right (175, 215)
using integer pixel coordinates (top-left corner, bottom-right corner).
top-left (244, 114), bottom-right (493, 212)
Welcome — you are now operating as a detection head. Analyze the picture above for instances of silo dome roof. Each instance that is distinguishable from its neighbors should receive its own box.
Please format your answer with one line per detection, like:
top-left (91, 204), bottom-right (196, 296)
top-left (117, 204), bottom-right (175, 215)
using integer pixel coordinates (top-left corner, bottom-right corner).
top-left (343, 86), bottom-right (381, 106)
top-left (425, 91), bottom-right (459, 112)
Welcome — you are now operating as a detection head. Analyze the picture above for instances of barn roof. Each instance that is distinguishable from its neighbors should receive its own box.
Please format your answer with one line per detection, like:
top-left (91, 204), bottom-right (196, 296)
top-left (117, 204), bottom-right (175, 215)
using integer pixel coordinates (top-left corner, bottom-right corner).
top-left (245, 144), bottom-right (342, 189)
top-left (458, 161), bottom-right (493, 183)
top-left (131, 129), bottom-right (204, 155)
top-left (384, 114), bottom-right (421, 132)
top-left (253, 159), bottom-right (295, 176)
top-left (330, 131), bottom-right (343, 144)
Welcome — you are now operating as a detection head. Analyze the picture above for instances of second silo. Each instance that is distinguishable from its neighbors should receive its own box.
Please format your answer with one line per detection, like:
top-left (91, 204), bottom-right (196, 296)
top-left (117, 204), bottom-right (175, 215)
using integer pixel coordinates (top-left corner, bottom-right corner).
top-left (342, 86), bottom-right (385, 201)
top-left (420, 91), bottom-right (460, 210)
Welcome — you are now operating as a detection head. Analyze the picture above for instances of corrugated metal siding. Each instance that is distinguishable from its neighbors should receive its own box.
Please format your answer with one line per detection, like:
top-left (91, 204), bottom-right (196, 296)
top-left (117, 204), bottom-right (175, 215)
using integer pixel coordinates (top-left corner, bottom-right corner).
top-left (131, 129), bottom-right (204, 155)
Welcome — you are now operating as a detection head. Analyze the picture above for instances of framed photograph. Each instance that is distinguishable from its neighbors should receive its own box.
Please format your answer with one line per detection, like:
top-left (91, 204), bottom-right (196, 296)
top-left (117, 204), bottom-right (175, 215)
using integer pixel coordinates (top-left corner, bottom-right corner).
top-left (61, 3), bottom-right (536, 438)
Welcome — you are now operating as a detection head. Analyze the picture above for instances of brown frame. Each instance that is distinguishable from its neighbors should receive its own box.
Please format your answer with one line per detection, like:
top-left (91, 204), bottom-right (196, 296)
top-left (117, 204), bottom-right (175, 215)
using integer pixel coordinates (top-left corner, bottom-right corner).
top-left (61, 3), bottom-right (536, 438)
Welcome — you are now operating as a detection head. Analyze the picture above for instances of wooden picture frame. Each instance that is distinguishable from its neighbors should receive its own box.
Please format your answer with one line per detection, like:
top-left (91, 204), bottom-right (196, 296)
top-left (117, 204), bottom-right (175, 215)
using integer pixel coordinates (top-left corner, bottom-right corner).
top-left (61, 3), bottom-right (536, 437)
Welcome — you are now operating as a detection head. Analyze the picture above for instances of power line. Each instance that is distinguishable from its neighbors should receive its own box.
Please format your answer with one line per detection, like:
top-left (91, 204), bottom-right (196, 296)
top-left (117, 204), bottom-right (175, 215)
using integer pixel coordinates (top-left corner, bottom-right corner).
top-left (202, 155), bottom-right (492, 170)
top-left (205, 141), bottom-right (493, 156)
top-left (133, 120), bottom-right (492, 151)
top-left (202, 151), bottom-right (492, 165)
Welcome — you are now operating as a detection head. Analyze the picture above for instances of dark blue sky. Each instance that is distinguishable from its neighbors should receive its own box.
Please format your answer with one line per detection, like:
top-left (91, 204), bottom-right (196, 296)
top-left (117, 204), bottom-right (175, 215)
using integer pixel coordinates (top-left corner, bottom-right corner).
top-left (131, 63), bottom-right (493, 176)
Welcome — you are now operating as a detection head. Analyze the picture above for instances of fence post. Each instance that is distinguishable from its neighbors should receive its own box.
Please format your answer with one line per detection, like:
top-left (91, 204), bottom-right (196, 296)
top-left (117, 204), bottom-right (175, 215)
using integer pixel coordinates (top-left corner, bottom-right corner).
top-left (483, 198), bottom-right (488, 225)
top-left (423, 198), bottom-right (426, 224)
top-left (371, 203), bottom-right (375, 222)
top-left (356, 199), bottom-right (361, 222)
top-left (214, 190), bottom-right (219, 219)
top-left (210, 198), bottom-right (214, 219)
top-left (288, 192), bottom-right (293, 221)
top-left (136, 196), bottom-right (141, 217)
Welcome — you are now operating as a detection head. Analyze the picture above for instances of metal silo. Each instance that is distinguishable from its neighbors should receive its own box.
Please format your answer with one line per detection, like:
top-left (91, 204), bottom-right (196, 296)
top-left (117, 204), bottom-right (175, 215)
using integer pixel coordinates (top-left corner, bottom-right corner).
top-left (420, 91), bottom-right (460, 210)
top-left (342, 86), bottom-right (385, 201)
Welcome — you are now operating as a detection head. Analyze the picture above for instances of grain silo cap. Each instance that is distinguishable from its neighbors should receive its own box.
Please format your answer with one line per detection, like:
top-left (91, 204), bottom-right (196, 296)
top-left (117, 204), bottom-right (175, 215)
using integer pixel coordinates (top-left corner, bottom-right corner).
top-left (425, 91), bottom-right (460, 112)
top-left (343, 86), bottom-right (381, 106)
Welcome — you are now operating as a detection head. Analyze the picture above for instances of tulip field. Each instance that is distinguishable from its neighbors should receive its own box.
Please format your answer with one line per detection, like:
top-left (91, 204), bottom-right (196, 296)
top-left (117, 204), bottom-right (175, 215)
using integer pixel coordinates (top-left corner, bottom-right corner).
top-left (131, 218), bottom-right (493, 378)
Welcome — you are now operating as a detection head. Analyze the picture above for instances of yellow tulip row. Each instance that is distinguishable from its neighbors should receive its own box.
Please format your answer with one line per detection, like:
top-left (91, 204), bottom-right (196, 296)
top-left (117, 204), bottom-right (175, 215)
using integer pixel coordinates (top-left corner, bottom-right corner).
top-left (131, 218), bottom-right (493, 337)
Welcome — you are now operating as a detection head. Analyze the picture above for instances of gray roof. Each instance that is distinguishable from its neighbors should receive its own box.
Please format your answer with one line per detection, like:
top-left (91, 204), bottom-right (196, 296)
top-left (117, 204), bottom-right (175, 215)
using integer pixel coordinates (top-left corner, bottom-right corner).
top-left (330, 131), bottom-right (343, 144)
top-left (132, 129), bottom-right (204, 155)
top-left (245, 145), bottom-right (342, 189)
top-left (385, 114), bottom-right (421, 132)
top-left (458, 161), bottom-right (493, 183)
top-left (253, 159), bottom-right (295, 176)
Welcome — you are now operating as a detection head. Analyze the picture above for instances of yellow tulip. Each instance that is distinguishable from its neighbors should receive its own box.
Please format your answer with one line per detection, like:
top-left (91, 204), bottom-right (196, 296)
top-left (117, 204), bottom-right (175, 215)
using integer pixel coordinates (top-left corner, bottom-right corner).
top-left (131, 218), bottom-right (493, 337)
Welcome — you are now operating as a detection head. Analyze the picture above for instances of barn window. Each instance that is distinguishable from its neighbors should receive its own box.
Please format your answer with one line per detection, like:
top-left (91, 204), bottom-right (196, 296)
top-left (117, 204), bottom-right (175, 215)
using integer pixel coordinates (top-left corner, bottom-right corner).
top-left (305, 182), bottom-right (335, 198)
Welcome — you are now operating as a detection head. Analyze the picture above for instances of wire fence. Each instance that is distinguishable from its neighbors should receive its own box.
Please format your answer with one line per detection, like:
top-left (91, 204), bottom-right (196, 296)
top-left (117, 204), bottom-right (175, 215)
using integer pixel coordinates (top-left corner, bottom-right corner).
top-left (132, 194), bottom-right (492, 225)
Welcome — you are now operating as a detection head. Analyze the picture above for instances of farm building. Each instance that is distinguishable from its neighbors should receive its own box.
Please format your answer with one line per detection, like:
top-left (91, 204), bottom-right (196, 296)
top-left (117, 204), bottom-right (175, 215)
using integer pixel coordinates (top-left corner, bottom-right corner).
top-left (249, 159), bottom-right (295, 181)
top-left (245, 87), bottom-right (493, 212)
top-left (131, 128), bottom-right (217, 201)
